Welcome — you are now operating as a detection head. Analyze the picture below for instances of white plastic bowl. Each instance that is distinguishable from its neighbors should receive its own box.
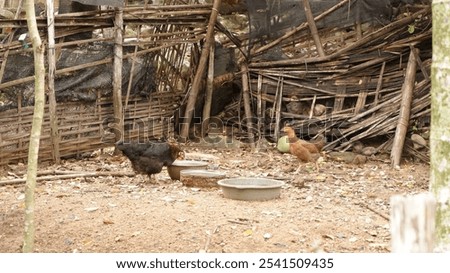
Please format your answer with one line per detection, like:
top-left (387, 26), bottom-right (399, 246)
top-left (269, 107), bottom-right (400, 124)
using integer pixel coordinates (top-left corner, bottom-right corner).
top-left (217, 177), bottom-right (285, 201)
top-left (167, 160), bottom-right (208, 180)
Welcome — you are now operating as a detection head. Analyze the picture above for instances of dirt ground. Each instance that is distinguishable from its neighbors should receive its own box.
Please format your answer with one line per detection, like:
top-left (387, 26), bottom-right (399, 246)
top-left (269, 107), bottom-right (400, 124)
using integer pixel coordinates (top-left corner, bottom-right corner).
top-left (0, 144), bottom-right (429, 253)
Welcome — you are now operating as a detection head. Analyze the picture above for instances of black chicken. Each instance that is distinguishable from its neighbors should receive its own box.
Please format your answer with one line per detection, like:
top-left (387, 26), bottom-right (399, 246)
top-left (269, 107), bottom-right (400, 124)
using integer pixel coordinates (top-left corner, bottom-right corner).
top-left (116, 140), bottom-right (183, 183)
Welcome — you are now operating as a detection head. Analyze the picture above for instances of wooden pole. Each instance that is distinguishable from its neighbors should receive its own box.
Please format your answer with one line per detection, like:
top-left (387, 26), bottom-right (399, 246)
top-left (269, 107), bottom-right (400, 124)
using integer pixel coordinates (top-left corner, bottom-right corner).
top-left (46, 0), bottom-right (61, 164)
top-left (180, 0), bottom-right (221, 140)
top-left (125, 26), bottom-right (140, 111)
top-left (390, 193), bottom-right (436, 252)
top-left (113, 7), bottom-right (124, 145)
top-left (373, 62), bottom-right (386, 108)
top-left (302, 0), bottom-right (325, 57)
top-left (391, 48), bottom-right (417, 168)
top-left (256, 74), bottom-right (263, 147)
top-left (309, 94), bottom-right (317, 119)
top-left (202, 42), bottom-right (215, 137)
top-left (274, 77), bottom-right (283, 141)
top-left (241, 63), bottom-right (255, 148)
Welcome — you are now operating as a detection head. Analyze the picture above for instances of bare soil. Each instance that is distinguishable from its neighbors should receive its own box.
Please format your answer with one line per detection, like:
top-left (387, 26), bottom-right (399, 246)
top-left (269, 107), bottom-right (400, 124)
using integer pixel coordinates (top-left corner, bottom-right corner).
top-left (0, 145), bottom-right (429, 253)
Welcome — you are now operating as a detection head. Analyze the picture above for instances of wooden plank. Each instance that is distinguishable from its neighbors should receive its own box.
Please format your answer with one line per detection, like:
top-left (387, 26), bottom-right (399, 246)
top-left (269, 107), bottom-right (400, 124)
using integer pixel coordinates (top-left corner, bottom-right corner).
top-left (354, 77), bottom-right (369, 114)
top-left (333, 86), bottom-right (346, 112)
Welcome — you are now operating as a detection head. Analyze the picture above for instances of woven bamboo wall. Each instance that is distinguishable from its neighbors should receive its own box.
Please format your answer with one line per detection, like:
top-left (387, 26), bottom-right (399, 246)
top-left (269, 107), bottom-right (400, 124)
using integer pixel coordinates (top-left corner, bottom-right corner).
top-left (0, 93), bottom-right (182, 165)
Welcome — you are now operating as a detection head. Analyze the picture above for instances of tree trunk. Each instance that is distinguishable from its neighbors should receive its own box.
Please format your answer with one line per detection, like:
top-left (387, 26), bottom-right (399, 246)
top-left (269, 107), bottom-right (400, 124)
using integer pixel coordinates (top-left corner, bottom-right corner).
top-left (22, 0), bottom-right (45, 253)
top-left (430, 0), bottom-right (450, 251)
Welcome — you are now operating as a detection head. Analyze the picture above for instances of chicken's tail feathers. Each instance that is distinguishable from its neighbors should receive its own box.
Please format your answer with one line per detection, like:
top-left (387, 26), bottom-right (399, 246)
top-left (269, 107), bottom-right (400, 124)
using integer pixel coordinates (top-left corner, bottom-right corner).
top-left (313, 134), bottom-right (327, 151)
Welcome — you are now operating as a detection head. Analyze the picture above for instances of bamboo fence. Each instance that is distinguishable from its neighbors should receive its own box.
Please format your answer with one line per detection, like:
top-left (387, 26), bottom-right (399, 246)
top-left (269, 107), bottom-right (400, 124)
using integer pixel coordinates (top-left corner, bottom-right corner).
top-left (0, 93), bottom-right (183, 165)
top-left (0, 0), bottom-right (211, 165)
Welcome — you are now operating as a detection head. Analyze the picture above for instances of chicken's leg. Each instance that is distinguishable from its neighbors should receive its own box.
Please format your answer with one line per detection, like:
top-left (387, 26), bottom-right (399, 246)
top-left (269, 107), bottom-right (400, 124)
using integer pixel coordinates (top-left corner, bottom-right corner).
top-left (295, 161), bottom-right (319, 173)
top-left (147, 174), bottom-right (159, 184)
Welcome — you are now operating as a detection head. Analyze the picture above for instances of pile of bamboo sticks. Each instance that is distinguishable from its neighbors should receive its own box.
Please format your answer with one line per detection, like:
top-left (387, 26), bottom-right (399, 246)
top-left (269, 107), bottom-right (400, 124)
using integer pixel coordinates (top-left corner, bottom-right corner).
top-left (227, 2), bottom-right (432, 162)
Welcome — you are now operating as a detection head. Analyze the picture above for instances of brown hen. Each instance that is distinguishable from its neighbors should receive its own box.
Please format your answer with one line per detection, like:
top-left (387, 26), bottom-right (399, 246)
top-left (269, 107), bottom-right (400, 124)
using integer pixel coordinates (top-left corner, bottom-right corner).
top-left (281, 126), bottom-right (325, 172)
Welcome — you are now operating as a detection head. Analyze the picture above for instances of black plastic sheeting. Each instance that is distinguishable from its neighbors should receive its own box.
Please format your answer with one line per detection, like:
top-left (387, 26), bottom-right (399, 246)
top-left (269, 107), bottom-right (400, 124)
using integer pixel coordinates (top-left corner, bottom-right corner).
top-left (0, 43), bottom-right (155, 111)
top-left (247, 0), bottom-right (415, 55)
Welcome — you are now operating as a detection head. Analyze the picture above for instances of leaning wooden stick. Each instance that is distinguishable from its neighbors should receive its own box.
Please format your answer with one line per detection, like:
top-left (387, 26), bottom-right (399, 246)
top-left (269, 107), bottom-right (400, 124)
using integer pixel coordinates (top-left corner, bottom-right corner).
top-left (0, 171), bottom-right (136, 186)
top-left (391, 48), bottom-right (418, 168)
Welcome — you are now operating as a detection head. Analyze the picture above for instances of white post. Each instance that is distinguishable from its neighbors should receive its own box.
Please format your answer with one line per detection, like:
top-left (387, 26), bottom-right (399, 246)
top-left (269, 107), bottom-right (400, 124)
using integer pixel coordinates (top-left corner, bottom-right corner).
top-left (390, 193), bottom-right (436, 252)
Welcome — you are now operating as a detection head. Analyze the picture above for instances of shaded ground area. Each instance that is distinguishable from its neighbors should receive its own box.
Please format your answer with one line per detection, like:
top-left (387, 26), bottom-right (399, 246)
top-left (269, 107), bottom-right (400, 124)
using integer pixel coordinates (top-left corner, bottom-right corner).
top-left (0, 146), bottom-right (428, 253)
